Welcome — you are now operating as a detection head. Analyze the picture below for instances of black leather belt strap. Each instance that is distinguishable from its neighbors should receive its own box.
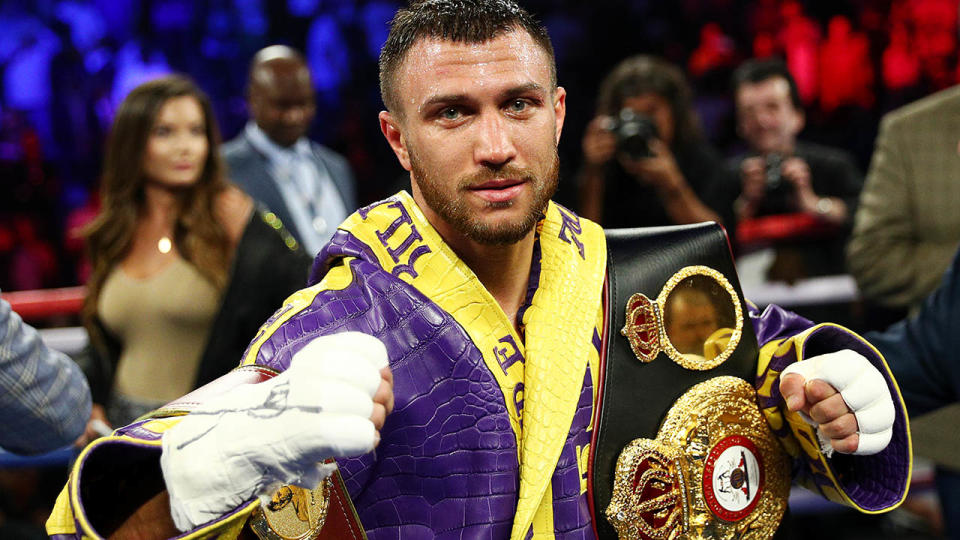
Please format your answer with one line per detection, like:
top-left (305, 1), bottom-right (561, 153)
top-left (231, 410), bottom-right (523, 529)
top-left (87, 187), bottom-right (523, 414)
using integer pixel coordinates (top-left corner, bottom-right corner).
top-left (589, 223), bottom-right (760, 539)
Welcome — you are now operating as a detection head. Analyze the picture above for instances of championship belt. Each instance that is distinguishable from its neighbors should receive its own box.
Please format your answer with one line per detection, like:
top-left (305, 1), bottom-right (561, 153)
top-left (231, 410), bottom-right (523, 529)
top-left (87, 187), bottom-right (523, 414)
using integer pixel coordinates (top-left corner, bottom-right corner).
top-left (589, 223), bottom-right (789, 539)
top-left (251, 467), bottom-right (366, 540)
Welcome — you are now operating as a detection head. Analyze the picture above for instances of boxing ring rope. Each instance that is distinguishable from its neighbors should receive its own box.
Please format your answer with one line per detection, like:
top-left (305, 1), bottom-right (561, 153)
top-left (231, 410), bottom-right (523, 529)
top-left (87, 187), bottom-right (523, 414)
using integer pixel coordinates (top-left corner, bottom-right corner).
top-left (2, 286), bottom-right (88, 355)
top-left (2, 286), bottom-right (85, 320)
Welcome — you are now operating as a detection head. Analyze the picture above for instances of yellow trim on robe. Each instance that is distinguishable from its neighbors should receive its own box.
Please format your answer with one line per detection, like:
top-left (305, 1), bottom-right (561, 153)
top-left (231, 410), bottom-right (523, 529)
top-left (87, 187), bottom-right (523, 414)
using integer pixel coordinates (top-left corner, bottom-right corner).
top-left (511, 203), bottom-right (606, 539)
top-left (341, 194), bottom-right (607, 539)
top-left (241, 262), bottom-right (356, 367)
top-left (342, 192), bottom-right (531, 451)
top-left (48, 193), bottom-right (607, 540)
top-left (756, 323), bottom-right (913, 513)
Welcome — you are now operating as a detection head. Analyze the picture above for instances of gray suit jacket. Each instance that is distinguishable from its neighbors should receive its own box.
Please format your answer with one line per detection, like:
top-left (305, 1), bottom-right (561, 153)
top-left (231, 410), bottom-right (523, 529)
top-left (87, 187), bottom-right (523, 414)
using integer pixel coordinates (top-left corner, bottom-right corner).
top-left (847, 85), bottom-right (960, 310)
top-left (222, 131), bottom-right (358, 248)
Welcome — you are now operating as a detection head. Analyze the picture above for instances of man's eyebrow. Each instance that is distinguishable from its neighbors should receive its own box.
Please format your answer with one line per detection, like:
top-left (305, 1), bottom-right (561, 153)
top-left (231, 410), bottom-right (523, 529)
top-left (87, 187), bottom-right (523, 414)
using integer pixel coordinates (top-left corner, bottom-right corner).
top-left (500, 82), bottom-right (547, 99)
top-left (421, 93), bottom-right (471, 111)
top-left (420, 83), bottom-right (549, 111)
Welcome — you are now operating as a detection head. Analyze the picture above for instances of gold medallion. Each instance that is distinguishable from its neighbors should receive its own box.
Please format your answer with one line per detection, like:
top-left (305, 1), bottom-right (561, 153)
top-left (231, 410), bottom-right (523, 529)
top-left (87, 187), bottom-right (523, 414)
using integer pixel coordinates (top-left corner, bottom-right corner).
top-left (607, 377), bottom-right (790, 540)
top-left (250, 479), bottom-right (331, 540)
top-left (621, 266), bottom-right (743, 371)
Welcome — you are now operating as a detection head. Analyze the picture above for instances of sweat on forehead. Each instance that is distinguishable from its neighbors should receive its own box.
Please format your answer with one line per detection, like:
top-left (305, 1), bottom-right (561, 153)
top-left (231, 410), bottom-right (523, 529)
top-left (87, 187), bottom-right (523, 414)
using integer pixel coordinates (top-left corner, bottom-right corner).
top-left (378, 0), bottom-right (556, 112)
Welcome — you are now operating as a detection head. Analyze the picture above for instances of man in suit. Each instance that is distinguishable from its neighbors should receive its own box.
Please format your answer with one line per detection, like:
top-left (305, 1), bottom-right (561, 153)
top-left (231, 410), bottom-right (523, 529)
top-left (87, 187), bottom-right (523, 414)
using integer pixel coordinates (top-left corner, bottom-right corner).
top-left (866, 245), bottom-right (960, 538)
top-left (847, 85), bottom-right (960, 313)
top-left (849, 85), bottom-right (960, 538)
top-left (224, 45), bottom-right (357, 255)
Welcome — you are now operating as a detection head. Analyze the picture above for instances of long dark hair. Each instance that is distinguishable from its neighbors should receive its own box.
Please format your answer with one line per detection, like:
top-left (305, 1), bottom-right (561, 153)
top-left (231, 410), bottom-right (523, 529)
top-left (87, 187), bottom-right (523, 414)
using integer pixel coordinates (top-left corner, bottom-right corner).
top-left (83, 75), bottom-right (231, 328)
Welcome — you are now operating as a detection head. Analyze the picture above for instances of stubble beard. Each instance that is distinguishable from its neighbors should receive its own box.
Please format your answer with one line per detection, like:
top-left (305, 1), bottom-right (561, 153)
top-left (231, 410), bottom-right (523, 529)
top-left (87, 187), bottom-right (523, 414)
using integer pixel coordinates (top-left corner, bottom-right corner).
top-left (410, 150), bottom-right (559, 246)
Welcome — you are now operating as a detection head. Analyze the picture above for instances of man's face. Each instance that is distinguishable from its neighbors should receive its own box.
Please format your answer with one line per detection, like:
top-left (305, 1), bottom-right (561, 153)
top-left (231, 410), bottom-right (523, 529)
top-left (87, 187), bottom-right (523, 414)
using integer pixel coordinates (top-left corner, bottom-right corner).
top-left (249, 62), bottom-right (316, 147)
top-left (665, 293), bottom-right (719, 356)
top-left (735, 77), bottom-right (803, 155)
top-left (380, 30), bottom-right (565, 247)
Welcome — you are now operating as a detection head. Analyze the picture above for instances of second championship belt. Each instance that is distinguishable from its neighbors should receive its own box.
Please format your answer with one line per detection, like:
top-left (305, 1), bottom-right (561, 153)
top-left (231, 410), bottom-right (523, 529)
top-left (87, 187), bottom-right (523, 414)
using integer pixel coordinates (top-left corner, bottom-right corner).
top-left (588, 223), bottom-right (790, 540)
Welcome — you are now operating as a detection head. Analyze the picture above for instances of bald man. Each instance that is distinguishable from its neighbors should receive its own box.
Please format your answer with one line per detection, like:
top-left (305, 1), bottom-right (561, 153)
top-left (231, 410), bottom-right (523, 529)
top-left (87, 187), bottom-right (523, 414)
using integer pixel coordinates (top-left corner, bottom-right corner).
top-left (224, 45), bottom-right (357, 254)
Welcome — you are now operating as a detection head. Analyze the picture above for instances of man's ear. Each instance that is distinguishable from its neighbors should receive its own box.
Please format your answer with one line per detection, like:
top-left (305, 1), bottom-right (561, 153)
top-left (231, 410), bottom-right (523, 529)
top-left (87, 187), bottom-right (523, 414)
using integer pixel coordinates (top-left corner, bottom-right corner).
top-left (553, 87), bottom-right (567, 144)
top-left (794, 108), bottom-right (806, 135)
top-left (379, 111), bottom-right (411, 171)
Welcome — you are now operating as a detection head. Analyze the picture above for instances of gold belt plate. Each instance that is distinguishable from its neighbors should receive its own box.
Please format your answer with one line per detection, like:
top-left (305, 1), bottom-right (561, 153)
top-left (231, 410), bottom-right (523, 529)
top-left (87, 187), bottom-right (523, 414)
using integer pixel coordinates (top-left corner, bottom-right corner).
top-left (607, 377), bottom-right (790, 540)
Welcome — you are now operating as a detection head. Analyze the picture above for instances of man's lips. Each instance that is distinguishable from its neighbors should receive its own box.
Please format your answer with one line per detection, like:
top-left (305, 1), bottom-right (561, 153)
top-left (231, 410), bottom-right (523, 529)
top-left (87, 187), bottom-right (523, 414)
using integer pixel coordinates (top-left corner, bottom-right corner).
top-left (468, 178), bottom-right (525, 203)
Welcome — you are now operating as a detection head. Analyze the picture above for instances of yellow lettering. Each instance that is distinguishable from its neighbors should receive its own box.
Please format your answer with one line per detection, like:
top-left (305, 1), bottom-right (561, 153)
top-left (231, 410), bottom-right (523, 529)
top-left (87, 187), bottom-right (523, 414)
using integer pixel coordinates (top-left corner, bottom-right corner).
top-left (575, 444), bottom-right (591, 494)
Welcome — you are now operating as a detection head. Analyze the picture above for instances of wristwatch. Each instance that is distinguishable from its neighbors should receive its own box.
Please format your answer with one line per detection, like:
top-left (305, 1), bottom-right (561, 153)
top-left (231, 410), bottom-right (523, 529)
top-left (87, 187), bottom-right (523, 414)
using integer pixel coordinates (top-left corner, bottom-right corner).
top-left (815, 197), bottom-right (834, 216)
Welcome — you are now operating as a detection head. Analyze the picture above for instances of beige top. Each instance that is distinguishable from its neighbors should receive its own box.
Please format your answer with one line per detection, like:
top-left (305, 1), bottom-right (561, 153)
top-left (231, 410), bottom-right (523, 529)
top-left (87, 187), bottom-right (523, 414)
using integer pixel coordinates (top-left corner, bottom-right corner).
top-left (99, 257), bottom-right (220, 402)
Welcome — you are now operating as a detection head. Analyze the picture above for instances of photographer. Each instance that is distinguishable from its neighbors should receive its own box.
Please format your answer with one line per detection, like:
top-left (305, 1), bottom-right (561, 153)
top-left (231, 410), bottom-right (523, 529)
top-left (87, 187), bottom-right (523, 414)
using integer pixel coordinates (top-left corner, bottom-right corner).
top-left (579, 55), bottom-right (726, 228)
top-left (728, 58), bottom-right (862, 276)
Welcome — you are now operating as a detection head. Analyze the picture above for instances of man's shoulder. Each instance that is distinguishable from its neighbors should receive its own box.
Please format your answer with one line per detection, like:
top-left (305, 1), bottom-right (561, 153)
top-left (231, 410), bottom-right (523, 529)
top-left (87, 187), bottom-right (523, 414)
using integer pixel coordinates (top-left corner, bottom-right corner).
top-left (796, 140), bottom-right (857, 168)
top-left (307, 139), bottom-right (350, 168)
top-left (222, 134), bottom-right (258, 163)
top-left (884, 85), bottom-right (960, 126)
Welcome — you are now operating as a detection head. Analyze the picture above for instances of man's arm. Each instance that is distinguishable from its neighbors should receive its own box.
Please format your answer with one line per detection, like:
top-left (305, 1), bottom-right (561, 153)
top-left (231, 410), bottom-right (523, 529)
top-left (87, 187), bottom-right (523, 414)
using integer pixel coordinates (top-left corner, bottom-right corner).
top-left (0, 295), bottom-right (91, 454)
top-left (866, 248), bottom-right (960, 415)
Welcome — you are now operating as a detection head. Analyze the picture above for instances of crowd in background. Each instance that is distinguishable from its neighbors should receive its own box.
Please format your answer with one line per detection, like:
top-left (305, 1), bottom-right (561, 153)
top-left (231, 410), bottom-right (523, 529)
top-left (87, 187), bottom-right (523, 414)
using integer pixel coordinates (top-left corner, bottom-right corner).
top-left (2, 0), bottom-right (958, 293)
top-left (2, 1), bottom-right (960, 539)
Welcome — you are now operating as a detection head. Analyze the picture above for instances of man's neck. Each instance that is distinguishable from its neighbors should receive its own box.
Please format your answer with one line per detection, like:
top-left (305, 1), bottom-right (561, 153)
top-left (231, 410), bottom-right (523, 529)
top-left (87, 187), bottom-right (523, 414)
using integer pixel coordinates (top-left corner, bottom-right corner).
top-left (246, 122), bottom-right (303, 153)
top-left (758, 140), bottom-right (796, 156)
top-left (452, 232), bottom-right (536, 331)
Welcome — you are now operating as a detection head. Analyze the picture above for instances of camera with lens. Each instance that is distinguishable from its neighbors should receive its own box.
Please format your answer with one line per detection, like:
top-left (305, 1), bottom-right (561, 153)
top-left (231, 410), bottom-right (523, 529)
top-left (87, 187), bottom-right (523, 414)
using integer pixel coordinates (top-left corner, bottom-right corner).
top-left (756, 153), bottom-right (793, 215)
top-left (607, 108), bottom-right (659, 159)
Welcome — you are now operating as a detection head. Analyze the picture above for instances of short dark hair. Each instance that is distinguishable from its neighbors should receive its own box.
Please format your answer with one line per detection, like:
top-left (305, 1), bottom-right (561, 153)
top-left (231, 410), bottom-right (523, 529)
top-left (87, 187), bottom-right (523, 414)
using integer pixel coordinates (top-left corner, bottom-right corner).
top-left (378, 0), bottom-right (556, 113)
top-left (595, 55), bottom-right (703, 146)
top-left (731, 58), bottom-right (802, 110)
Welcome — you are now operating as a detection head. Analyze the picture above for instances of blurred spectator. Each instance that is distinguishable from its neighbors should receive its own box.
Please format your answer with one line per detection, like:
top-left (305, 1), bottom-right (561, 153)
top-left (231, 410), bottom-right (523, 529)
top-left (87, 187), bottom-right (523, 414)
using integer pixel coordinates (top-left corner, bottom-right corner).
top-left (779, 0), bottom-right (820, 105)
top-left (881, 22), bottom-right (921, 97)
top-left (847, 86), bottom-right (960, 524)
top-left (224, 45), bottom-right (357, 255)
top-left (847, 85), bottom-right (960, 314)
top-left (79, 75), bottom-right (310, 438)
top-left (725, 58), bottom-right (862, 279)
top-left (0, 292), bottom-right (91, 454)
top-left (904, 0), bottom-right (958, 90)
top-left (109, 39), bottom-right (172, 112)
top-left (305, 14), bottom-right (351, 108)
top-left (688, 23), bottom-right (736, 79)
top-left (818, 15), bottom-right (874, 114)
top-left (578, 55), bottom-right (725, 228)
top-left (865, 245), bottom-right (960, 538)
top-left (1, 13), bottom-right (61, 159)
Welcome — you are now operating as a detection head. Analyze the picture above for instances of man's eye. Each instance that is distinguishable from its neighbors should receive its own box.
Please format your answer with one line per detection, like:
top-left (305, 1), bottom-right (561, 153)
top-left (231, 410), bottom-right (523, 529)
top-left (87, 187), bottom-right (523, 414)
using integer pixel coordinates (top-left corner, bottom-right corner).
top-left (508, 99), bottom-right (528, 112)
top-left (440, 108), bottom-right (460, 120)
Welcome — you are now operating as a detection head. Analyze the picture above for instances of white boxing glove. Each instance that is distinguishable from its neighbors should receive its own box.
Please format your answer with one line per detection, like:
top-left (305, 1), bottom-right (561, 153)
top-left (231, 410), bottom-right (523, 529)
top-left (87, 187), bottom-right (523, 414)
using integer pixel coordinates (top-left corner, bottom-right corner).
top-left (160, 332), bottom-right (389, 532)
top-left (781, 349), bottom-right (895, 457)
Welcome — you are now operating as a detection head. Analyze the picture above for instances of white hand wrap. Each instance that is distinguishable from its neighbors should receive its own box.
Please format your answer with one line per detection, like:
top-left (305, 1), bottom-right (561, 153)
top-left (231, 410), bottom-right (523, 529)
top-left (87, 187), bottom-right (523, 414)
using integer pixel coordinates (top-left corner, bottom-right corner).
top-left (161, 332), bottom-right (388, 532)
top-left (780, 350), bottom-right (894, 456)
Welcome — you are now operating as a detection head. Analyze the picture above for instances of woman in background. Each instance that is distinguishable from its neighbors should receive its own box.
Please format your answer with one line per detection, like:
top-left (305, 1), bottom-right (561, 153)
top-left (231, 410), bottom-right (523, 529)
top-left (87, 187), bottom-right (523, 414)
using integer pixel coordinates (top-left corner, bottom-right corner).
top-left (578, 55), bottom-right (728, 228)
top-left (80, 75), bottom-right (311, 436)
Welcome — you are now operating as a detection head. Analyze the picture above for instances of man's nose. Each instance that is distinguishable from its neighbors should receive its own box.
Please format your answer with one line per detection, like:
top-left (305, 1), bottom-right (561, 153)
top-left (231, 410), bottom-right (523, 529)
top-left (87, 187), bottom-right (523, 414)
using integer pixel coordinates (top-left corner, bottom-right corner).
top-left (474, 113), bottom-right (516, 167)
top-left (756, 110), bottom-right (777, 129)
top-left (283, 106), bottom-right (308, 124)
